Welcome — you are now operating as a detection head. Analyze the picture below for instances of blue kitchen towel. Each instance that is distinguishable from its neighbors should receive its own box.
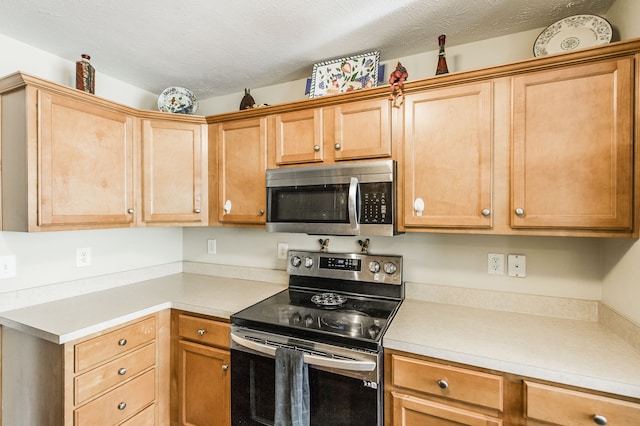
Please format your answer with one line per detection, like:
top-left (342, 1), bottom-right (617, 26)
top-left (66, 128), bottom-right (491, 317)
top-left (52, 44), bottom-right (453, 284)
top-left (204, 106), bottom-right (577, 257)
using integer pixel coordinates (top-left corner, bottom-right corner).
top-left (274, 346), bottom-right (310, 426)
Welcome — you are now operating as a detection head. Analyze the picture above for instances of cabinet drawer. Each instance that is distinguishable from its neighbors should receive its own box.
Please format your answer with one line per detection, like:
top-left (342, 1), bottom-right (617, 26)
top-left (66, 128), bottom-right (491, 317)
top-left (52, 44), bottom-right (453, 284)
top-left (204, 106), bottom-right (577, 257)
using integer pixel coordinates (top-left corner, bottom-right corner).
top-left (120, 403), bottom-right (155, 426)
top-left (525, 381), bottom-right (640, 425)
top-left (392, 392), bottom-right (502, 426)
top-left (391, 354), bottom-right (503, 411)
top-left (75, 342), bottom-right (156, 404)
top-left (75, 316), bottom-right (157, 372)
top-left (74, 369), bottom-right (155, 426)
top-left (178, 314), bottom-right (230, 348)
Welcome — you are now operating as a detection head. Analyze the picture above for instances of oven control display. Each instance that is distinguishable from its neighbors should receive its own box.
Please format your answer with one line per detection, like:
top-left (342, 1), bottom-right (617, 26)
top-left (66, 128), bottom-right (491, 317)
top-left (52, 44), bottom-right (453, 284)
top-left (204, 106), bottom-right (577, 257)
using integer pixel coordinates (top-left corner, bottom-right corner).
top-left (319, 257), bottom-right (361, 271)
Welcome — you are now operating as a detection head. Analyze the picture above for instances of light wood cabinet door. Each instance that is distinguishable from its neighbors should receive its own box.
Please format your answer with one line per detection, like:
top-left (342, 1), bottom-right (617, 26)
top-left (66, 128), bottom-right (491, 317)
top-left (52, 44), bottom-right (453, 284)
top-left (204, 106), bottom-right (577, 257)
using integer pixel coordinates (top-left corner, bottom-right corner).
top-left (141, 119), bottom-right (207, 226)
top-left (332, 97), bottom-right (392, 161)
top-left (511, 57), bottom-right (634, 231)
top-left (215, 117), bottom-right (267, 224)
top-left (391, 393), bottom-right (502, 426)
top-left (274, 108), bottom-right (323, 165)
top-left (38, 90), bottom-right (136, 229)
top-left (403, 82), bottom-right (493, 228)
top-left (177, 340), bottom-right (230, 426)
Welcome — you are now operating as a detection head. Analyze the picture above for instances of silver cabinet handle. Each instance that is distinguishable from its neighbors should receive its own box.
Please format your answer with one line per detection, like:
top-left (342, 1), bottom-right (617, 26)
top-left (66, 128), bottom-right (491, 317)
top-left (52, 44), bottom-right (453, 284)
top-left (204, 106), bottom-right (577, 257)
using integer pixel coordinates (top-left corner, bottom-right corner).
top-left (117, 402), bottom-right (127, 410)
top-left (117, 367), bottom-right (127, 376)
top-left (481, 209), bottom-right (491, 217)
top-left (259, 209), bottom-right (265, 216)
top-left (222, 364), bottom-right (229, 371)
top-left (118, 338), bottom-right (127, 346)
top-left (194, 208), bottom-right (201, 214)
top-left (437, 379), bottom-right (448, 390)
top-left (334, 143), bottom-right (341, 150)
top-left (313, 145), bottom-right (320, 152)
top-left (593, 415), bottom-right (607, 425)
top-left (127, 208), bottom-right (134, 214)
top-left (197, 329), bottom-right (206, 336)
top-left (515, 208), bottom-right (525, 216)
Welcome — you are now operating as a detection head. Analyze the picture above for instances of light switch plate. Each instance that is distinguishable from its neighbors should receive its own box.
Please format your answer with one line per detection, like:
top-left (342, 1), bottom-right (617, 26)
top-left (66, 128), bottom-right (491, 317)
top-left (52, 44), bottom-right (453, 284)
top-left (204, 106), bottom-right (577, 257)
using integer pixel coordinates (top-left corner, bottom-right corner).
top-left (508, 254), bottom-right (526, 277)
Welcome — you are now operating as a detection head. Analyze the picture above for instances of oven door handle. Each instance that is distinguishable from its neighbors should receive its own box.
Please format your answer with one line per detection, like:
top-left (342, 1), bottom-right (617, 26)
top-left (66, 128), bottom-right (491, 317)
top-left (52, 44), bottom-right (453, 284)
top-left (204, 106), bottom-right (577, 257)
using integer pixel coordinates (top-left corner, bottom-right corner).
top-left (231, 333), bottom-right (376, 372)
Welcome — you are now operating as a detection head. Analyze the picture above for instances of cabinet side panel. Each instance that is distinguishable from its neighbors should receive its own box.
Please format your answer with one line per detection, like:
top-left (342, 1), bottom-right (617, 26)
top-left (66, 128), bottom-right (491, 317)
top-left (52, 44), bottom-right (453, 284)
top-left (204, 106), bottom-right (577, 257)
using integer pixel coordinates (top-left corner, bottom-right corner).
top-left (1, 89), bottom-right (29, 231)
top-left (1, 327), bottom-right (64, 425)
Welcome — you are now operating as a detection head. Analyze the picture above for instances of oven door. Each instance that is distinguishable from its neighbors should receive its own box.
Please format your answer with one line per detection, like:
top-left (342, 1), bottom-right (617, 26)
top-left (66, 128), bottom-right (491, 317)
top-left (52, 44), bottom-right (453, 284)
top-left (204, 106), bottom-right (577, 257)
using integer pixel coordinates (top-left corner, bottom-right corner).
top-left (230, 330), bottom-right (382, 426)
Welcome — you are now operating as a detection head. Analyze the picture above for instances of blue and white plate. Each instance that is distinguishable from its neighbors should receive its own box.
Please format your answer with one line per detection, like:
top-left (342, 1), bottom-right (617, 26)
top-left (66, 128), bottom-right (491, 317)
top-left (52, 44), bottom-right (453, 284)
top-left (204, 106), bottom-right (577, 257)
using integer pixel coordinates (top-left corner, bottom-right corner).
top-left (534, 14), bottom-right (612, 57)
top-left (158, 86), bottom-right (198, 114)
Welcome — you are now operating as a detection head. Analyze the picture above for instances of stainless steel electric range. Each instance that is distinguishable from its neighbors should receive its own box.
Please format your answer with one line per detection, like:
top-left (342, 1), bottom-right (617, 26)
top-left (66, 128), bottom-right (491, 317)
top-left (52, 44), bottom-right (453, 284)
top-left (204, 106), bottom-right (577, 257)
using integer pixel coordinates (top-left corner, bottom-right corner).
top-left (230, 249), bottom-right (403, 426)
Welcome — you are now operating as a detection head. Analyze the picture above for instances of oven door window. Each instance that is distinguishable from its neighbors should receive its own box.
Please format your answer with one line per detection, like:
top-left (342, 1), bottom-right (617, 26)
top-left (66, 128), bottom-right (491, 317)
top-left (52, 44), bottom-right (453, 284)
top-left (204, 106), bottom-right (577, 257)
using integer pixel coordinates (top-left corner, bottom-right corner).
top-left (267, 184), bottom-right (351, 223)
top-left (231, 349), bottom-right (378, 425)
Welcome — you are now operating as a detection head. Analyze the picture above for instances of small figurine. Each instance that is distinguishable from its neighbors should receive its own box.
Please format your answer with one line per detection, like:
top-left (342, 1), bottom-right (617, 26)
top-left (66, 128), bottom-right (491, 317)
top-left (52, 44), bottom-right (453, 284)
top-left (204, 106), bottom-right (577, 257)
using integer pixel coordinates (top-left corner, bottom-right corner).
top-left (239, 88), bottom-right (255, 110)
top-left (358, 238), bottom-right (370, 254)
top-left (318, 239), bottom-right (330, 252)
top-left (389, 62), bottom-right (408, 107)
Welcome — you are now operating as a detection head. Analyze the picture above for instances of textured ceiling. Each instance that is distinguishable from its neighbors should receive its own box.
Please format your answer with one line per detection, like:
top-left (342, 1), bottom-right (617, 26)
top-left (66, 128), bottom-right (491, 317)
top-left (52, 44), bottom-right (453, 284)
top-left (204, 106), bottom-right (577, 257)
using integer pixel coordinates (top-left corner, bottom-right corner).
top-left (0, 0), bottom-right (616, 99)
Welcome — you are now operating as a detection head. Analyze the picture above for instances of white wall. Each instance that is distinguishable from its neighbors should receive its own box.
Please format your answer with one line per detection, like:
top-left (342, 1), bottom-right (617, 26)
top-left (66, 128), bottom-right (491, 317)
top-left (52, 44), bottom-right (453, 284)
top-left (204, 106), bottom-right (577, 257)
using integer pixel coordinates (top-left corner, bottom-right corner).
top-left (600, 0), bottom-right (640, 325)
top-left (0, 33), bottom-right (184, 301)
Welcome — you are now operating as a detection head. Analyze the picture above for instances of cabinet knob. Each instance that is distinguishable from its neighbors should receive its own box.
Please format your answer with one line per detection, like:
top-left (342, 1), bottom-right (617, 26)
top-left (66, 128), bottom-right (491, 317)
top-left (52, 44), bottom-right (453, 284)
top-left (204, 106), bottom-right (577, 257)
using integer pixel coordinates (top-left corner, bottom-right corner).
top-left (222, 364), bottom-right (229, 371)
top-left (481, 208), bottom-right (491, 217)
top-left (414, 198), bottom-right (425, 217)
top-left (515, 208), bottom-right (525, 216)
top-left (194, 208), bottom-right (201, 214)
top-left (313, 145), bottom-right (320, 152)
top-left (259, 209), bottom-right (265, 216)
top-left (197, 329), bottom-right (206, 336)
top-left (593, 415), bottom-right (607, 425)
top-left (118, 338), bottom-right (127, 346)
top-left (334, 143), bottom-right (341, 150)
top-left (437, 379), bottom-right (448, 390)
top-left (117, 402), bottom-right (127, 410)
top-left (127, 208), bottom-right (134, 214)
top-left (117, 367), bottom-right (127, 376)
top-left (224, 200), bottom-right (232, 214)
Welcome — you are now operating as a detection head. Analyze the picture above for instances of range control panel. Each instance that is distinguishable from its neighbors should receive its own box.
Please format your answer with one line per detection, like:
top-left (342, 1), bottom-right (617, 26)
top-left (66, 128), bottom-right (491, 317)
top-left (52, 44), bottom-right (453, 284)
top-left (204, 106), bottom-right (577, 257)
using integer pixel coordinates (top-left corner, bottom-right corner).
top-left (287, 250), bottom-right (402, 285)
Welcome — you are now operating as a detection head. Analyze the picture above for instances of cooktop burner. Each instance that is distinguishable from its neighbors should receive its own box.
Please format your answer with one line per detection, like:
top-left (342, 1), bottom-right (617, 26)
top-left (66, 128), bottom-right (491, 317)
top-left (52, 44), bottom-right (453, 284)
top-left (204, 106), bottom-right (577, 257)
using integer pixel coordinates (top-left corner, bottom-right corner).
top-left (231, 250), bottom-right (403, 351)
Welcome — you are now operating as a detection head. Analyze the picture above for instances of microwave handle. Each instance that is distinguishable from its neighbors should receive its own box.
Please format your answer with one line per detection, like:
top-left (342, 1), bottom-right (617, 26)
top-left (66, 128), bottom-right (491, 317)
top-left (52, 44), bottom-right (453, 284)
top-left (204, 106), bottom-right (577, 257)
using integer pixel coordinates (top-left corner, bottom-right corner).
top-left (348, 177), bottom-right (359, 232)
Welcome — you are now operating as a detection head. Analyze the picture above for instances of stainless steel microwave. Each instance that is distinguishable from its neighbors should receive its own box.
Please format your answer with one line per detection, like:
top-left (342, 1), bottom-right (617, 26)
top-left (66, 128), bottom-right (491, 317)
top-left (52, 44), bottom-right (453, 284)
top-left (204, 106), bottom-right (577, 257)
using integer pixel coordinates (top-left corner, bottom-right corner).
top-left (266, 160), bottom-right (400, 236)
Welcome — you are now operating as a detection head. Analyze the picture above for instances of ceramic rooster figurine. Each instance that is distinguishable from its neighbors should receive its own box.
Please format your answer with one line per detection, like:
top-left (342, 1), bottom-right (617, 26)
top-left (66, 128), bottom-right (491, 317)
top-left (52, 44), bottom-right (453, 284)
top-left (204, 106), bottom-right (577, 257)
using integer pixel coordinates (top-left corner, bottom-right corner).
top-left (389, 62), bottom-right (408, 107)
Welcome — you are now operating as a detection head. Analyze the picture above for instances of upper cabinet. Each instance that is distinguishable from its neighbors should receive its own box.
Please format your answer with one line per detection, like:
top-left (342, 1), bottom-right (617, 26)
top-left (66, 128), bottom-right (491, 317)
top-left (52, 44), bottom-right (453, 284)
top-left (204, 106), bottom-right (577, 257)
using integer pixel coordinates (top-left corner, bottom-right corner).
top-left (0, 73), bottom-right (208, 231)
top-left (403, 82), bottom-right (493, 229)
top-left (1, 81), bottom-right (136, 231)
top-left (140, 118), bottom-right (208, 226)
top-left (212, 117), bottom-right (268, 225)
top-left (511, 57), bottom-right (634, 233)
top-left (273, 97), bottom-right (393, 167)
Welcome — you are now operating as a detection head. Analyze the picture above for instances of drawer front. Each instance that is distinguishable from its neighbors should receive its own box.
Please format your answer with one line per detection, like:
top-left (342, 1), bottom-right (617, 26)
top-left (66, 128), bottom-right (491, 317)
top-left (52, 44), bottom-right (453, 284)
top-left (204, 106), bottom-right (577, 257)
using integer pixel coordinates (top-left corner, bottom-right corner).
top-left (120, 404), bottom-right (155, 426)
top-left (391, 354), bottom-right (503, 411)
top-left (75, 342), bottom-right (156, 404)
top-left (525, 381), bottom-right (640, 425)
top-left (74, 369), bottom-right (155, 426)
top-left (75, 316), bottom-right (157, 372)
top-left (392, 392), bottom-right (503, 426)
top-left (178, 314), bottom-right (230, 348)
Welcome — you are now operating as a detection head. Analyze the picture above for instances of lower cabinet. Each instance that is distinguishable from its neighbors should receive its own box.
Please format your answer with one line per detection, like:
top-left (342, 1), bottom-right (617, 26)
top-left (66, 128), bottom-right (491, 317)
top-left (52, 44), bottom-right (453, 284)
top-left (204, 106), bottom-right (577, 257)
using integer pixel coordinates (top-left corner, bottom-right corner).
top-left (385, 349), bottom-right (640, 426)
top-left (173, 311), bottom-right (231, 426)
top-left (0, 312), bottom-right (170, 425)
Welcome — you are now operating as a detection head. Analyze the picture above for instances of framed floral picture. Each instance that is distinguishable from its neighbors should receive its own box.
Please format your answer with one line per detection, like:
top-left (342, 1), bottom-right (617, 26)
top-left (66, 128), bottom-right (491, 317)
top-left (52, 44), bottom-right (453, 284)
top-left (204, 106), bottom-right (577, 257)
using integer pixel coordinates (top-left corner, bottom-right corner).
top-left (309, 51), bottom-right (381, 98)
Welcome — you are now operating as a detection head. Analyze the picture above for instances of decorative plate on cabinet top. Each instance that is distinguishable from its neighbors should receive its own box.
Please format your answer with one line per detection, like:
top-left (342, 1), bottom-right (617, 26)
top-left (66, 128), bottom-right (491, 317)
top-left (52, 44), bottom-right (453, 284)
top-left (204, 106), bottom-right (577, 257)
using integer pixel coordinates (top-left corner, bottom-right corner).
top-left (533, 14), bottom-right (612, 57)
top-left (157, 86), bottom-right (198, 114)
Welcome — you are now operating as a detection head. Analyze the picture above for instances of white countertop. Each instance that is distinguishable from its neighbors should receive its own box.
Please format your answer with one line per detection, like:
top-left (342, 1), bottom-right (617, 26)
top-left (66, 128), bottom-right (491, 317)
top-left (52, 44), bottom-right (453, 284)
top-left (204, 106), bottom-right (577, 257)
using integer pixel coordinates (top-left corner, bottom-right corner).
top-left (384, 299), bottom-right (640, 399)
top-left (0, 273), bottom-right (286, 344)
top-left (2, 273), bottom-right (640, 399)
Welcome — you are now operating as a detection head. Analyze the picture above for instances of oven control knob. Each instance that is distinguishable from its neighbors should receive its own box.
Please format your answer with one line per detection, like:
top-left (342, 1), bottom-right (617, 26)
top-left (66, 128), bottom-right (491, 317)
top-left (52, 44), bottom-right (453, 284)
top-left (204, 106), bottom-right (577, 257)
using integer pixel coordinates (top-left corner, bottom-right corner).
top-left (368, 261), bottom-right (381, 273)
top-left (304, 257), bottom-right (314, 268)
top-left (383, 262), bottom-right (398, 275)
top-left (290, 256), bottom-right (302, 267)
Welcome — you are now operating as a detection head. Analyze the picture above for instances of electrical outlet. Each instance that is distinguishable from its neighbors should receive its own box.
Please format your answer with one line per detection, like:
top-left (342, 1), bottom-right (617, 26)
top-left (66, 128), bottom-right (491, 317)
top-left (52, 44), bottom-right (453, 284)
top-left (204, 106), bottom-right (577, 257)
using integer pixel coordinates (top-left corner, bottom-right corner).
top-left (508, 254), bottom-right (526, 277)
top-left (487, 253), bottom-right (504, 275)
top-left (277, 242), bottom-right (289, 259)
top-left (207, 239), bottom-right (217, 254)
top-left (0, 255), bottom-right (17, 279)
top-left (76, 248), bottom-right (91, 267)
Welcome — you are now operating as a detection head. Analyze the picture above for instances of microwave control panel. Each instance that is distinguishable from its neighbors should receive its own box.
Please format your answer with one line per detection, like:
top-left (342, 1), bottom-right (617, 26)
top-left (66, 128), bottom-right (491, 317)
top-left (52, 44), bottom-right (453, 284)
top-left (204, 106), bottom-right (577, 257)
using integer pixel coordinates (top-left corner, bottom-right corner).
top-left (360, 182), bottom-right (392, 224)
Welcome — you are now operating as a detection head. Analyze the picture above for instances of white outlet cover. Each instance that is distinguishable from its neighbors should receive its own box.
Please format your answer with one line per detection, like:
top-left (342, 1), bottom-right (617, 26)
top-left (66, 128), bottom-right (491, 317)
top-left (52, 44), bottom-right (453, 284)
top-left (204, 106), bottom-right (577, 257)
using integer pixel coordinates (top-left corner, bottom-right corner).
top-left (0, 255), bottom-right (17, 278)
top-left (76, 248), bottom-right (91, 267)
top-left (207, 239), bottom-right (217, 254)
top-left (487, 253), bottom-right (505, 275)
